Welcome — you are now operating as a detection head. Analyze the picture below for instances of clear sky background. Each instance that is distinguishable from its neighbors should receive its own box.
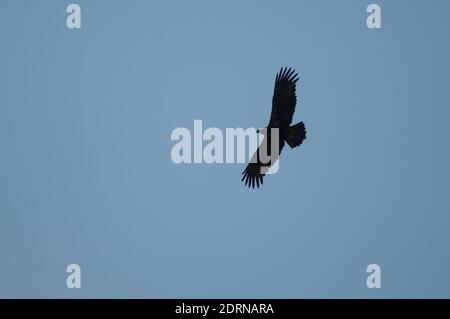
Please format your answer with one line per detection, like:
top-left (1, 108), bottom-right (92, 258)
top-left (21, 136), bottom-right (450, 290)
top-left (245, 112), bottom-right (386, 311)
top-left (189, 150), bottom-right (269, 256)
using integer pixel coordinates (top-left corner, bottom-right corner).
top-left (1, 0), bottom-right (449, 298)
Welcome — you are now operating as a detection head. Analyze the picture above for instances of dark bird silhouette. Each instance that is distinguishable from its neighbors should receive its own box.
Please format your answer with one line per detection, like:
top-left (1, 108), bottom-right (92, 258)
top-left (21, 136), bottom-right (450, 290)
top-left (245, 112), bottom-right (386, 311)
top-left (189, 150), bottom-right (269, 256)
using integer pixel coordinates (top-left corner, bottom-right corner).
top-left (241, 67), bottom-right (306, 188)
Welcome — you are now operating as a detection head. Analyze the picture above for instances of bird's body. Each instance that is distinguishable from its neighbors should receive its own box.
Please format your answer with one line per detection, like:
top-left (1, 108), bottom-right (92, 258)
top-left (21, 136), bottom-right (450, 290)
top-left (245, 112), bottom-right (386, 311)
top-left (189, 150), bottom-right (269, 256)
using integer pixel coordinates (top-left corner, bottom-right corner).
top-left (241, 67), bottom-right (306, 188)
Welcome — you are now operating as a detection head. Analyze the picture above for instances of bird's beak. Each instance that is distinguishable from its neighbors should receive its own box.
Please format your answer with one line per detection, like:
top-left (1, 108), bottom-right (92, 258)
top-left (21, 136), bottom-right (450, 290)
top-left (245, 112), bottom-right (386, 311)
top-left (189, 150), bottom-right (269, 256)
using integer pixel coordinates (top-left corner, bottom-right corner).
top-left (256, 128), bottom-right (266, 135)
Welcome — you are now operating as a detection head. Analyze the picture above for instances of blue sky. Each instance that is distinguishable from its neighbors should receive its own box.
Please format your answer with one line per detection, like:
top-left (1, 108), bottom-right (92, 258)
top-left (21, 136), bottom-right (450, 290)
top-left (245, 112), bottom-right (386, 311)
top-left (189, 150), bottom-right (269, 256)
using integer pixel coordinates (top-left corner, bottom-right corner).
top-left (1, 0), bottom-right (450, 298)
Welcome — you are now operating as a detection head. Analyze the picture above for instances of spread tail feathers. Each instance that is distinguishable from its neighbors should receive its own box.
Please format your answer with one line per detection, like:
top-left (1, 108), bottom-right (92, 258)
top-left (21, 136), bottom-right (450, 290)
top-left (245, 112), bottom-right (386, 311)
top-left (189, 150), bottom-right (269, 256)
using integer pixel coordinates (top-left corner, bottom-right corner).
top-left (286, 122), bottom-right (306, 148)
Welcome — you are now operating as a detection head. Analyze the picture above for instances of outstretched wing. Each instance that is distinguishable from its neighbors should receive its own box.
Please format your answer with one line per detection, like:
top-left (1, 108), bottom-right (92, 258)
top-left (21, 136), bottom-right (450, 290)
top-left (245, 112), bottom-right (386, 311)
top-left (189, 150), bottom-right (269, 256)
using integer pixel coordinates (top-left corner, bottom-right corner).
top-left (241, 135), bottom-right (285, 188)
top-left (268, 67), bottom-right (299, 128)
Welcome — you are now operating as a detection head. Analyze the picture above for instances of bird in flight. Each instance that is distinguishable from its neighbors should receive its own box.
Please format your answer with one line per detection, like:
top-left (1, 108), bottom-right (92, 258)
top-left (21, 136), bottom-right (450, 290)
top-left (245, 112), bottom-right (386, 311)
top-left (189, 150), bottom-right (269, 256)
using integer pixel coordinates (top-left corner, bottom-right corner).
top-left (241, 67), bottom-right (307, 188)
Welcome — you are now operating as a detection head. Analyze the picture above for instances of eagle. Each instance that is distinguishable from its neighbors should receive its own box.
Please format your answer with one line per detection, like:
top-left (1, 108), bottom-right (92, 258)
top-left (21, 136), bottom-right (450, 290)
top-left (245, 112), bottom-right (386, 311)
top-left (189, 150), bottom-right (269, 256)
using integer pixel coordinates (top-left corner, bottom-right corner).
top-left (241, 67), bottom-right (307, 188)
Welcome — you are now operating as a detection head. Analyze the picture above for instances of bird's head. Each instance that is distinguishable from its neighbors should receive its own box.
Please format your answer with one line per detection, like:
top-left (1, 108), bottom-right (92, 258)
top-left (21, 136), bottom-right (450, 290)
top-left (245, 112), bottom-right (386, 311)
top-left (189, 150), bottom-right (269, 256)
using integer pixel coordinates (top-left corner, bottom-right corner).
top-left (256, 128), bottom-right (268, 136)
